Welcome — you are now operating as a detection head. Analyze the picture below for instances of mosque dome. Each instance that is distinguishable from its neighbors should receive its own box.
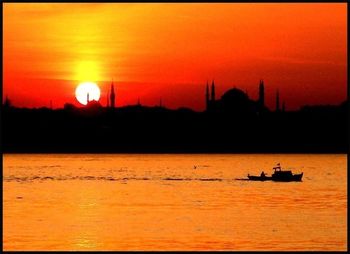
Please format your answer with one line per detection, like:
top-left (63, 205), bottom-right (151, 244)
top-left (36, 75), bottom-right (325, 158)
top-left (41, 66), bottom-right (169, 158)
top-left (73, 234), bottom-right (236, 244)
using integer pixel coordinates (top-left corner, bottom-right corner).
top-left (219, 88), bottom-right (253, 113)
top-left (221, 88), bottom-right (249, 103)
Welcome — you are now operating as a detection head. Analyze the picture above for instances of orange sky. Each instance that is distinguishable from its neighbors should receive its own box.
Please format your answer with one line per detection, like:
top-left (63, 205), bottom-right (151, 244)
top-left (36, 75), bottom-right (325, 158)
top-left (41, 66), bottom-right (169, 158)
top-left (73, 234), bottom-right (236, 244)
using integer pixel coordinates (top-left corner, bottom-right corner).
top-left (3, 3), bottom-right (347, 111)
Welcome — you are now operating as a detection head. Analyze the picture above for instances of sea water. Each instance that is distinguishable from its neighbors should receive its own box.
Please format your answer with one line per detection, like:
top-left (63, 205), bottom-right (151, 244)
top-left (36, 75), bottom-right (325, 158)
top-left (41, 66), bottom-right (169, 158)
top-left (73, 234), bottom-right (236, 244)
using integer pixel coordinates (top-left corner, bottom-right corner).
top-left (3, 154), bottom-right (347, 250)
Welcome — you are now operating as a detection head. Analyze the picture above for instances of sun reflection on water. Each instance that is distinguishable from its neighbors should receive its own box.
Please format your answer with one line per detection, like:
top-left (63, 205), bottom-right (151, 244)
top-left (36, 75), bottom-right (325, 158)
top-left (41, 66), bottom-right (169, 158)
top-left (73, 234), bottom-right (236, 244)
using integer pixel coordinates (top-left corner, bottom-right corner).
top-left (74, 237), bottom-right (98, 249)
top-left (70, 184), bottom-right (102, 250)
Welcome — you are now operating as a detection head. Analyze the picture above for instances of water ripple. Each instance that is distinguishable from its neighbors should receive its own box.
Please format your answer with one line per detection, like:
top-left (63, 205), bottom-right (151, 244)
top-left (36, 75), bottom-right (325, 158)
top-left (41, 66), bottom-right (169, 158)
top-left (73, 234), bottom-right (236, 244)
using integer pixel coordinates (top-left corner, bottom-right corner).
top-left (3, 175), bottom-right (227, 182)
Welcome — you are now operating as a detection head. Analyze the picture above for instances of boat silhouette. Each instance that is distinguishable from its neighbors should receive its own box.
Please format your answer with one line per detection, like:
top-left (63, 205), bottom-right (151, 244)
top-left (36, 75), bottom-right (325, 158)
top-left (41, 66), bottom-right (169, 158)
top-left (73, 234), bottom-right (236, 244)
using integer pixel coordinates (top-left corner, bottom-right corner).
top-left (238, 163), bottom-right (303, 182)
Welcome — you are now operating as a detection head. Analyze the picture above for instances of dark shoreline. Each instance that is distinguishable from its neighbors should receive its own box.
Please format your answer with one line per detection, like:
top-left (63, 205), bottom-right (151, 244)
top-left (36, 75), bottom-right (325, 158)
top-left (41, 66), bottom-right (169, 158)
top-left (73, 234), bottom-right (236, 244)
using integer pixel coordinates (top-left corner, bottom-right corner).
top-left (2, 101), bottom-right (347, 154)
top-left (3, 148), bottom-right (347, 154)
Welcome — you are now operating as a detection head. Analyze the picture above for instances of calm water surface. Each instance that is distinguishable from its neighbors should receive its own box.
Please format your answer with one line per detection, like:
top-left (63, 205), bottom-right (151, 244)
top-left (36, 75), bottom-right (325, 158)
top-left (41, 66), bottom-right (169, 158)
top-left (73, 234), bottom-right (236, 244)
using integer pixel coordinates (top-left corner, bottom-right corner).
top-left (3, 154), bottom-right (347, 250)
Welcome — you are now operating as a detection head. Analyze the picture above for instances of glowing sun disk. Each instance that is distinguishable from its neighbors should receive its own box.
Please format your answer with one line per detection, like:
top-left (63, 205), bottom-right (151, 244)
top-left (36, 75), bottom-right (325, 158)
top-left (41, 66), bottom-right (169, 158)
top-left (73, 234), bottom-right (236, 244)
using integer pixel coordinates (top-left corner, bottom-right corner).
top-left (75, 82), bottom-right (100, 105)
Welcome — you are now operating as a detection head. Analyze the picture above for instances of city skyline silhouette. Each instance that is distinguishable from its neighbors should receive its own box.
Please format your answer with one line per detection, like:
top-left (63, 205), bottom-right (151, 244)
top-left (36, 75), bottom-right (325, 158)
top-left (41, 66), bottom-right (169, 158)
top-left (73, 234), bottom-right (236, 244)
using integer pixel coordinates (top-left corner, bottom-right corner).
top-left (4, 78), bottom-right (345, 113)
top-left (2, 3), bottom-right (347, 152)
top-left (3, 79), bottom-right (347, 153)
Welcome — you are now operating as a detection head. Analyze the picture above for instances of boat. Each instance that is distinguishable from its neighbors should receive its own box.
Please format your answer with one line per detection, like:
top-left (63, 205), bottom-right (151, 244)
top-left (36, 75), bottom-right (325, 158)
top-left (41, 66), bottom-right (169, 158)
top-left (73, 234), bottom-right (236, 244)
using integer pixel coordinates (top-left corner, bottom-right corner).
top-left (240, 163), bottom-right (303, 182)
top-left (271, 163), bottom-right (303, 182)
top-left (247, 174), bottom-right (272, 181)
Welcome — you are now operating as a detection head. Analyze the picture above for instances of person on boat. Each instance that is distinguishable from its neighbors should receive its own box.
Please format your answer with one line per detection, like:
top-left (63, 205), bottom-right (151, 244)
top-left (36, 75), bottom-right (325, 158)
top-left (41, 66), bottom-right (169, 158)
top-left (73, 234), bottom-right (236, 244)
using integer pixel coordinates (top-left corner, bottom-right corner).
top-left (276, 163), bottom-right (281, 170)
top-left (274, 163), bottom-right (281, 172)
top-left (260, 171), bottom-right (265, 178)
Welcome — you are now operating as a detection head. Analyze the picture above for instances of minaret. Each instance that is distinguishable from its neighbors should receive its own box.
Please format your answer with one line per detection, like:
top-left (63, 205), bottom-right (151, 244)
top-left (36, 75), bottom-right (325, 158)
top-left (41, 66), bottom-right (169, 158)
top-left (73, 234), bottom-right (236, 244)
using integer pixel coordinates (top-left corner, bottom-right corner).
top-left (4, 96), bottom-right (11, 107)
top-left (259, 80), bottom-right (265, 108)
top-left (211, 80), bottom-right (215, 102)
top-left (206, 81), bottom-right (210, 111)
top-left (137, 98), bottom-right (141, 106)
top-left (87, 92), bottom-right (89, 104)
top-left (107, 91), bottom-right (110, 108)
top-left (276, 89), bottom-right (280, 112)
top-left (110, 82), bottom-right (115, 108)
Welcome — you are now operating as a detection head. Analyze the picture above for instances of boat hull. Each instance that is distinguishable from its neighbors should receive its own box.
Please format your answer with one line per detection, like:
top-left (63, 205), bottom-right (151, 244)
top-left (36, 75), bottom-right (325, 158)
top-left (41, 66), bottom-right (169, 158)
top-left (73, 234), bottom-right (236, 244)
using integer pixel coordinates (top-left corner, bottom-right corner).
top-left (272, 173), bottom-right (303, 182)
top-left (247, 175), bottom-right (272, 181)
top-left (247, 173), bottom-right (303, 182)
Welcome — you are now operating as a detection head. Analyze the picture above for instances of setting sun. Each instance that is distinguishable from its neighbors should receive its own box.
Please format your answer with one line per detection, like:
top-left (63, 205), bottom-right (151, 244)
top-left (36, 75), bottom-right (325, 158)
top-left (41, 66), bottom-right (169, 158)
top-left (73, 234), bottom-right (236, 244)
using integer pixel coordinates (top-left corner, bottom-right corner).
top-left (75, 82), bottom-right (100, 105)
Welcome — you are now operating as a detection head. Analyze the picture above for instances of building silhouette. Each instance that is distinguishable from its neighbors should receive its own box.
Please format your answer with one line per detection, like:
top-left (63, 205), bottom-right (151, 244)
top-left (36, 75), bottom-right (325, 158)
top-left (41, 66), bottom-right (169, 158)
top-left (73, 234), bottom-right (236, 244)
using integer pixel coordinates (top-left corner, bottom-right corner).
top-left (205, 79), bottom-right (270, 115)
top-left (219, 87), bottom-right (254, 114)
top-left (206, 80), bottom-right (216, 111)
top-left (107, 91), bottom-right (110, 107)
top-left (110, 81), bottom-right (116, 108)
top-left (206, 81), bottom-right (210, 110)
top-left (2, 78), bottom-right (346, 154)
top-left (4, 96), bottom-right (11, 108)
top-left (211, 80), bottom-right (215, 102)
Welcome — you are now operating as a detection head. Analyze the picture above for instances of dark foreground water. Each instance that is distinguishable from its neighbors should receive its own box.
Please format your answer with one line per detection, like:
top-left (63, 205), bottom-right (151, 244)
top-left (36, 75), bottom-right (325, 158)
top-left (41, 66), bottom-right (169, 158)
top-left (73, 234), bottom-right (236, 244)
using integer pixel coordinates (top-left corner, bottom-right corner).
top-left (3, 154), bottom-right (347, 250)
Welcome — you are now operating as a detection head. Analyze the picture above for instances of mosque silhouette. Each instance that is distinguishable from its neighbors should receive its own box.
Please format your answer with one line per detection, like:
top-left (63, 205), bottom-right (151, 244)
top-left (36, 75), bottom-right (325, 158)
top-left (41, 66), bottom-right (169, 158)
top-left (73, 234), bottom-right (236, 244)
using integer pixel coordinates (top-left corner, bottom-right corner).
top-left (205, 80), bottom-right (281, 114)
top-left (2, 79), bottom-right (347, 153)
top-left (83, 79), bottom-right (286, 115)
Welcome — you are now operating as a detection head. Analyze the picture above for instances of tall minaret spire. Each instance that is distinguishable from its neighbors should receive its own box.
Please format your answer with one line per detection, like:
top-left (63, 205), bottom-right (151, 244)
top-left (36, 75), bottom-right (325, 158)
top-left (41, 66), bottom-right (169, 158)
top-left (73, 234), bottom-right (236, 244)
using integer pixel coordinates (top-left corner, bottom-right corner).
top-left (107, 91), bottom-right (110, 108)
top-left (211, 80), bottom-right (215, 102)
top-left (4, 95), bottom-right (11, 107)
top-left (276, 89), bottom-right (280, 112)
top-left (206, 81), bottom-right (210, 111)
top-left (87, 92), bottom-right (89, 104)
top-left (110, 80), bottom-right (115, 108)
